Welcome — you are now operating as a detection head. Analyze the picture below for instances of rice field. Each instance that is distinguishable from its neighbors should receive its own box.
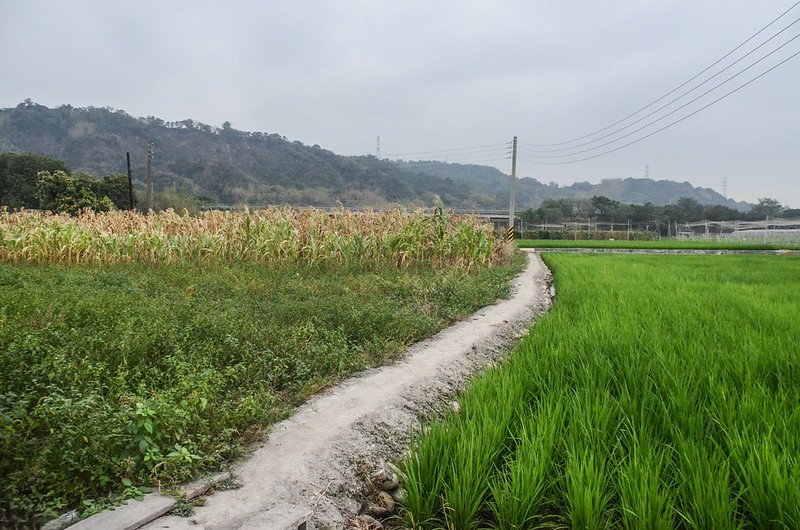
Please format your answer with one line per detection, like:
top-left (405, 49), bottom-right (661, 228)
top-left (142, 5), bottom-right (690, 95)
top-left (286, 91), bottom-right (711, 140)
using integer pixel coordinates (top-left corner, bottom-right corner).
top-left (0, 207), bottom-right (518, 526)
top-left (401, 254), bottom-right (800, 529)
top-left (516, 239), bottom-right (800, 251)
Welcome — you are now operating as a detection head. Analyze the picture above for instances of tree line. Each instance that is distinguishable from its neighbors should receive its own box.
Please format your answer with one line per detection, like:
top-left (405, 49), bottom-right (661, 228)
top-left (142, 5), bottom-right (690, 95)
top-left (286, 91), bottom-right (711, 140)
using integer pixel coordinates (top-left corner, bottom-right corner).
top-left (0, 152), bottom-right (135, 214)
top-left (522, 195), bottom-right (799, 227)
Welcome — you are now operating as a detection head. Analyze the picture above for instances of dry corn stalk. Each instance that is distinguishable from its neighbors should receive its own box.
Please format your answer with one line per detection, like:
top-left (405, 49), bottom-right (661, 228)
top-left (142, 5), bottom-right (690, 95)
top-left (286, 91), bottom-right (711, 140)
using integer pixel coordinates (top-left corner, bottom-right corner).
top-left (0, 207), bottom-right (514, 270)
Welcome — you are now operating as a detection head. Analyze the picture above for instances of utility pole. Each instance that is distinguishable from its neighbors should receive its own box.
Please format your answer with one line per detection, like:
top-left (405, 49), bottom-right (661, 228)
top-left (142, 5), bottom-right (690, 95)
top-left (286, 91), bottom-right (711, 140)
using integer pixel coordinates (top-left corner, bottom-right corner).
top-left (507, 136), bottom-right (517, 242)
top-left (146, 140), bottom-right (154, 212)
top-left (126, 152), bottom-right (134, 210)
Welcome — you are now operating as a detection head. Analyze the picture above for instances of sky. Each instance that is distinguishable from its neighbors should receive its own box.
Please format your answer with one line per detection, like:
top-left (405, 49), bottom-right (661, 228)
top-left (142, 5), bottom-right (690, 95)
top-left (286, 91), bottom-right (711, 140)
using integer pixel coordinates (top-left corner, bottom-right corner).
top-left (1, 1), bottom-right (798, 207)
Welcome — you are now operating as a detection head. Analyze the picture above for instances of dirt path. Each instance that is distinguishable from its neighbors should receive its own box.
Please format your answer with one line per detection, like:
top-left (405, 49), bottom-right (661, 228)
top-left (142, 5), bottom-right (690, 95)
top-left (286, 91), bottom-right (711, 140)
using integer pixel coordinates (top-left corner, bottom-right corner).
top-left (141, 250), bottom-right (552, 530)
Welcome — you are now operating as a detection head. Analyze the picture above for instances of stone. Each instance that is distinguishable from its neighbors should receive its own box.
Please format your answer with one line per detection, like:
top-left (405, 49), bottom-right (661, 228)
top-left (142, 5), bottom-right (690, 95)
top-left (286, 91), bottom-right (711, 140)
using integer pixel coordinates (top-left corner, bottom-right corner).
top-left (390, 487), bottom-right (406, 504)
top-left (355, 514), bottom-right (384, 529)
top-left (372, 464), bottom-right (399, 491)
top-left (69, 494), bottom-right (176, 530)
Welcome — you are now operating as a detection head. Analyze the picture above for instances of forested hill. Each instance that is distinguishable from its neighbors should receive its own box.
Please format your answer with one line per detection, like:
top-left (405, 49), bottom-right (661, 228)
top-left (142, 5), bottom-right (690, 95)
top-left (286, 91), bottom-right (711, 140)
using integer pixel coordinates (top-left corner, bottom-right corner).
top-left (0, 101), bottom-right (490, 208)
top-left (1, 101), bottom-right (746, 210)
top-left (399, 160), bottom-right (750, 211)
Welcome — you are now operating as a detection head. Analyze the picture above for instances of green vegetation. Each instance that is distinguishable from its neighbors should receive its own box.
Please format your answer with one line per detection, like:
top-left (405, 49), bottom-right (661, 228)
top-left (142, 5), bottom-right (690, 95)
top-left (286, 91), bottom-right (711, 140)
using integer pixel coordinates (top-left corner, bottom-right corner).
top-left (0, 152), bottom-right (68, 208)
top-left (0, 207), bottom-right (519, 525)
top-left (0, 101), bottom-right (483, 209)
top-left (517, 239), bottom-right (800, 250)
top-left (401, 254), bottom-right (800, 528)
top-left (521, 196), bottom-right (799, 228)
top-left (7, 101), bottom-right (792, 213)
top-left (0, 152), bottom-right (134, 212)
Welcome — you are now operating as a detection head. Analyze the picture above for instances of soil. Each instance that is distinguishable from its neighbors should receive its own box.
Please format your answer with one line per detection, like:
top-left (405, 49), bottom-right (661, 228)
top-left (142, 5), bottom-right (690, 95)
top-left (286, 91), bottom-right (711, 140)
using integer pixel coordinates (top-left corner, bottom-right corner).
top-left (140, 250), bottom-right (553, 530)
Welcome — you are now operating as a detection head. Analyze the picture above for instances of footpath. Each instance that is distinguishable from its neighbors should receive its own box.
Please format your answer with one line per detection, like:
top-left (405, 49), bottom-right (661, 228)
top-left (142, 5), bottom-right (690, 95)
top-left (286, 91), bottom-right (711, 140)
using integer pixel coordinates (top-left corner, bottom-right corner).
top-left (64, 250), bottom-right (553, 530)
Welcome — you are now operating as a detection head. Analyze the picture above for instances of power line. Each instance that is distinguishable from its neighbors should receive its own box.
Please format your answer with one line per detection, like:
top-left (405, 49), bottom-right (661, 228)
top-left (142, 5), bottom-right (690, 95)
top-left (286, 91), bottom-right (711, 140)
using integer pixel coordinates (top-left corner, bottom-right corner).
top-left (520, 47), bottom-right (800, 165)
top-left (519, 33), bottom-right (800, 160)
top-left (522, 17), bottom-right (800, 154)
top-left (429, 148), bottom-right (511, 160)
top-left (521, 1), bottom-right (800, 148)
top-left (384, 141), bottom-right (511, 158)
top-left (328, 140), bottom-right (376, 149)
top-left (406, 151), bottom-right (511, 163)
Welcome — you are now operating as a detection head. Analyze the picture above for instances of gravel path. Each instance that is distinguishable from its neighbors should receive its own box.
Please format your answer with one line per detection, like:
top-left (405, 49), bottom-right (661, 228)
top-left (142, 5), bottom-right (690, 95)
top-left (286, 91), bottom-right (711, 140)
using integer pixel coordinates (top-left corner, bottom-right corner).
top-left (138, 250), bottom-right (553, 530)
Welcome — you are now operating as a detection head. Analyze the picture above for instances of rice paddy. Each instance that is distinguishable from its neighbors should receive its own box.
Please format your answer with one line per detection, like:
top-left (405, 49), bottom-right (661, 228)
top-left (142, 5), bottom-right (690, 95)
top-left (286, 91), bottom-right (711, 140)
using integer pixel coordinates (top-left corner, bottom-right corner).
top-left (401, 253), bottom-right (800, 529)
top-left (516, 239), bottom-right (800, 251)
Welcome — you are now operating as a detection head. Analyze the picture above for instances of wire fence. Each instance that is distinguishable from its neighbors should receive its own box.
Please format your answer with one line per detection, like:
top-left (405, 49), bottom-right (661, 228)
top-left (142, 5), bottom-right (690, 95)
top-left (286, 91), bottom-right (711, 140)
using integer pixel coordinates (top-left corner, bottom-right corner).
top-left (513, 218), bottom-right (800, 243)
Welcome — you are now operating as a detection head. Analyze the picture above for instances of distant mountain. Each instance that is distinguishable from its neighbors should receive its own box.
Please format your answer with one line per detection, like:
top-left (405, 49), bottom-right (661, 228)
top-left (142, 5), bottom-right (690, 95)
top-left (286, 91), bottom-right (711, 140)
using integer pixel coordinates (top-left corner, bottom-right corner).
top-left (399, 160), bottom-right (751, 211)
top-left (1, 101), bottom-right (748, 210)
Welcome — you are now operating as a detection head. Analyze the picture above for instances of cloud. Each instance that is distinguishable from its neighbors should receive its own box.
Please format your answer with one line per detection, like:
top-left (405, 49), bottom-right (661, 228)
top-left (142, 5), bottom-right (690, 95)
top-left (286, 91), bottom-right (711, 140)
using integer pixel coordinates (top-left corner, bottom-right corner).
top-left (1, 0), bottom-right (797, 206)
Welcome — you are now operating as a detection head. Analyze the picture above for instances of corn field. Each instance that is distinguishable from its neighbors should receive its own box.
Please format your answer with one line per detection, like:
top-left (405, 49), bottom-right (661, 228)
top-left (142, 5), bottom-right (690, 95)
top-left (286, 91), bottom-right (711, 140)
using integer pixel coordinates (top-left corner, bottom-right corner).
top-left (0, 207), bottom-right (513, 269)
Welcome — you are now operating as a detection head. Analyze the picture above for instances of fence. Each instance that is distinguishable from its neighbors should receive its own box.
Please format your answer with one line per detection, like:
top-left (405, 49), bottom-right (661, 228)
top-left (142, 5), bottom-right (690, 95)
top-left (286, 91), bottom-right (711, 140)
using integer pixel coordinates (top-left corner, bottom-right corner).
top-left (513, 218), bottom-right (800, 243)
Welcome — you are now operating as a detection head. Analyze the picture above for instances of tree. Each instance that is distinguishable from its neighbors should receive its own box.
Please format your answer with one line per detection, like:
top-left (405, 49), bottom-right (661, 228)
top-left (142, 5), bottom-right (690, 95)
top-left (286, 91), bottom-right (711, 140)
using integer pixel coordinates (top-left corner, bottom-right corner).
top-left (153, 188), bottom-right (201, 214)
top-left (591, 195), bottom-right (623, 221)
top-left (0, 152), bottom-right (69, 208)
top-left (94, 173), bottom-right (136, 209)
top-left (783, 207), bottom-right (800, 219)
top-left (703, 204), bottom-right (742, 221)
top-left (748, 197), bottom-right (783, 218)
top-left (573, 198), bottom-right (595, 220)
top-left (521, 198), bottom-right (575, 223)
top-left (665, 197), bottom-right (703, 222)
top-left (36, 170), bottom-right (112, 214)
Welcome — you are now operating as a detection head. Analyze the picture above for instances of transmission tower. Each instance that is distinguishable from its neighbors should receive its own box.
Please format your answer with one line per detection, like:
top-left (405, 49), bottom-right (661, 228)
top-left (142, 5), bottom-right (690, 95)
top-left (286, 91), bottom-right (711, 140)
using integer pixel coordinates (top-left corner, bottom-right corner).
top-left (376, 136), bottom-right (381, 158)
top-left (722, 178), bottom-right (728, 198)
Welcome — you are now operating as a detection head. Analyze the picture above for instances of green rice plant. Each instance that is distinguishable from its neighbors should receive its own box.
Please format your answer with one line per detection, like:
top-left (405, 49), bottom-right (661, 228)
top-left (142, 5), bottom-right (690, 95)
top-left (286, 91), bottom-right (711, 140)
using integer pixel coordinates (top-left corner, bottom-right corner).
top-left (561, 388), bottom-right (618, 530)
top-left (616, 434), bottom-right (674, 530)
top-left (401, 254), bottom-right (799, 528)
top-left (673, 435), bottom-right (742, 530)
top-left (728, 432), bottom-right (800, 529)
top-left (442, 426), bottom-right (494, 530)
top-left (516, 239), bottom-right (800, 250)
top-left (563, 448), bottom-right (614, 530)
top-left (442, 369), bottom-right (524, 529)
top-left (402, 422), bottom-right (455, 529)
top-left (489, 398), bottom-right (563, 530)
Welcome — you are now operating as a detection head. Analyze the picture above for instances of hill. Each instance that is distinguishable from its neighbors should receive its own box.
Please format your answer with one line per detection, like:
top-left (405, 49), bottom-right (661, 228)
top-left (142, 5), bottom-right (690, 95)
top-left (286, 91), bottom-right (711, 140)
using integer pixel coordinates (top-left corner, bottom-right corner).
top-left (399, 160), bottom-right (750, 211)
top-left (1, 101), bottom-right (747, 210)
top-left (0, 101), bottom-right (492, 209)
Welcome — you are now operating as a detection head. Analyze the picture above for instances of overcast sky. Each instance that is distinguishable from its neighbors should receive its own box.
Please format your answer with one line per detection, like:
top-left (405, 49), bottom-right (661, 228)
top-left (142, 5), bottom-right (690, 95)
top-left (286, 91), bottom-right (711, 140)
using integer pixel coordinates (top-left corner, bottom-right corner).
top-left (1, 1), bottom-right (798, 206)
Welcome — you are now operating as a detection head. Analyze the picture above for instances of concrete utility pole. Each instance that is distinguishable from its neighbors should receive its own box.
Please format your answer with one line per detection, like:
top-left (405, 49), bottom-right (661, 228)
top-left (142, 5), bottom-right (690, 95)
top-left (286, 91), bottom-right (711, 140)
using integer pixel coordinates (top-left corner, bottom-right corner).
top-left (126, 152), bottom-right (134, 210)
top-left (146, 140), bottom-right (154, 212)
top-left (507, 136), bottom-right (518, 242)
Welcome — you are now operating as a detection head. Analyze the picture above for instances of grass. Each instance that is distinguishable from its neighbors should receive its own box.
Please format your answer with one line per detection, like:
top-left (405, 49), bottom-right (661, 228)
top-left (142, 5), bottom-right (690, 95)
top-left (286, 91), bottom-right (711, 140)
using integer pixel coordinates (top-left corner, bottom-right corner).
top-left (516, 238), bottom-right (800, 250)
top-left (0, 206), bottom-right (521, 526)
top-left (400, 254), bottom-right (800, 529)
